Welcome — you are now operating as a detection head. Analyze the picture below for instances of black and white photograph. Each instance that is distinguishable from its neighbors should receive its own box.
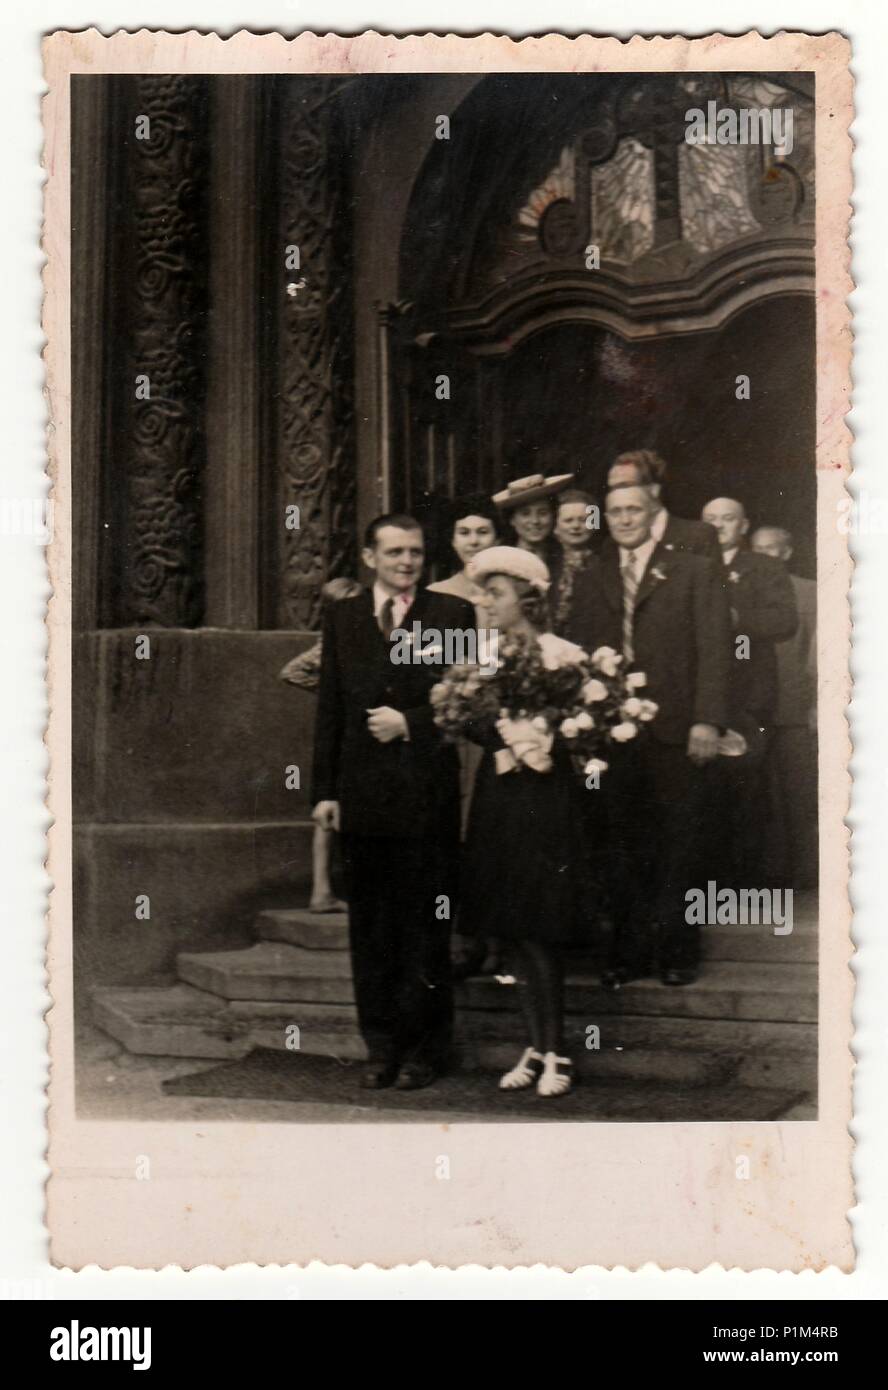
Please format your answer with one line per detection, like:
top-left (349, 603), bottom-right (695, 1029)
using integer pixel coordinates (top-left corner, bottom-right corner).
top-left (69, 67), bottom-right (828, 1128)
top-left (68, 65), bottom-right (824, 1127)
top-left (28, 15), bottom-right (860, 1280)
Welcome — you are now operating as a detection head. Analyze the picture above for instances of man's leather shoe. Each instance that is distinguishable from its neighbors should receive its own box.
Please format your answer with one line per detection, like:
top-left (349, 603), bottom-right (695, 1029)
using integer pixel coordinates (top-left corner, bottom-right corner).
top-left (394, 1062), bottom-right (439, 1091)
top-left (600, 966), bottom-right (634, 990)
top-left (360, 1059), bottom-right (399, 1089)
top-left (661, 967), bottom-right (697, 987)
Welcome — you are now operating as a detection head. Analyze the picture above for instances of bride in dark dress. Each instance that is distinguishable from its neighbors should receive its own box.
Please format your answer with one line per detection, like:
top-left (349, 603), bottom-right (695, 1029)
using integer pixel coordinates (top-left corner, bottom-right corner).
top-left (457, 547), bottom-right (596, 1099)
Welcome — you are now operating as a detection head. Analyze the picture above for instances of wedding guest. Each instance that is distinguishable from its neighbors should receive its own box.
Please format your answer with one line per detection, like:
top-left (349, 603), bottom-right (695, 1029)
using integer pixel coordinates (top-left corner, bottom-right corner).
top-left (552, 488), bottom-right (596, 634)
top-left (279, 576), bottom-right (362, 913)
top-left (458, 546), bottom-right (595, 1098)
top-left (429, 496), bottom-right (502, 978)
top-left (567, 484), bottom-right (732, 986)
top-left (492, 472), bottom-right (574, 575)
top-left (311, 514), bottom-right (474, 1091)
top-left (751, 525), bottom-right (817, 888)
top-left (608, 450), bottom-right (721, 563)
top-left (701, 498), bottom-right (798, 887)
top-left (428, 494), bottom-right (500, 611)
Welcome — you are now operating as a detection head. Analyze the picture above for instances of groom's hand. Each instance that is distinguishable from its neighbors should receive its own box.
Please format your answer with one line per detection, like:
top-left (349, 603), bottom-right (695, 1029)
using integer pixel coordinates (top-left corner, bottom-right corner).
top-left (687, 723), bottom-right (719, 765)
top-left (367, 706), bottom-right (409, 743)
top-left (313, 800), bottom-right (341, 831)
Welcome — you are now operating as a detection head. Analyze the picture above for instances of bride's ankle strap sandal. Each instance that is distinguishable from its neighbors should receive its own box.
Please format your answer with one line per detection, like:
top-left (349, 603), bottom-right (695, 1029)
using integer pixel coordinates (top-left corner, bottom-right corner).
top-left (537, 1053), bottom-right (573, 1098)
top-left (499, 1047), bottom-right (544, 1091)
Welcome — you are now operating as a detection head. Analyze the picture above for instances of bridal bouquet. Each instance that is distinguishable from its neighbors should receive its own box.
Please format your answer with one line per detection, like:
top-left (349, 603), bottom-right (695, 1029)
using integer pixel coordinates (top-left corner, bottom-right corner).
top-left (430, 630), bottom-right (657, 777)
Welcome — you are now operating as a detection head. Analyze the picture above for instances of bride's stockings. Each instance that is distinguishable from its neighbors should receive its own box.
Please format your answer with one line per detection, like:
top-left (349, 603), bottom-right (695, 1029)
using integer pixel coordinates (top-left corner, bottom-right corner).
top-left (513, 941), bottom-right (565, 1055)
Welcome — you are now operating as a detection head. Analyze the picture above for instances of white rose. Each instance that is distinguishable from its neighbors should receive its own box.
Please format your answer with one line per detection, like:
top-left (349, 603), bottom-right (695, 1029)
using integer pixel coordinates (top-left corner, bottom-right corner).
top-left (584, 757), bottom-right (609, 776)
top-left (560, 718), bottom-right (580, 739)
top-left (531, 715), bottom-right (549, 732)
top-left (626, 671), bottom-right (647, 689)
top-left (592, 647), bottom-right (622, 677)
top-left (611, 721), bottom-right (638, 742)
top-left (582, 678), bottom-right (609, 703)
top-left (575, 711), bottom-right (594, 730)
top-left (637, 699), bottom-right (658, 722)
top-left (621, 697), bottom-right (642, 718)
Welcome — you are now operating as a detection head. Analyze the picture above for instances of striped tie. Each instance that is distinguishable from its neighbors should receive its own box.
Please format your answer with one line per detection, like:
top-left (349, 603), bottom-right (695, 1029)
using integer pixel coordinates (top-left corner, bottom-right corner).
top-left (622, 550), bottom-right (639, 662)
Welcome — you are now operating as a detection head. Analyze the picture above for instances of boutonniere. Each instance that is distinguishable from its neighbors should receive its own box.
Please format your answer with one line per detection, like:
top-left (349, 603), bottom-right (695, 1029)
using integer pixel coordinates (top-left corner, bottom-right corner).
top-left (649, 565), bottom-right (668, 583)
top-left (728, 570), bottom-right (741, 584)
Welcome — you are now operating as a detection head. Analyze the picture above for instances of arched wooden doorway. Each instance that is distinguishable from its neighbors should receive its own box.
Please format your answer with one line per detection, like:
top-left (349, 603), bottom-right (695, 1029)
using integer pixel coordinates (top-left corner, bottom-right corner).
top-left (377, 72), bottom-right (817, 574)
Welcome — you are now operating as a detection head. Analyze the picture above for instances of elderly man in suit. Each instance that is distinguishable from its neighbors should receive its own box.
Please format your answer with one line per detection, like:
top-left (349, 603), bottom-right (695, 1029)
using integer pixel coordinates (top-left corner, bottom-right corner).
top-left (701, 499), bottom-right (799, 887)
top-left (751, 525), bottom-right (818, 888)
top-left (312, 513), bottom-right (475, 1090)
top-left (607, 449), bottom-right (722, 563)
top-left (567, 483), bottom-right (731, 986)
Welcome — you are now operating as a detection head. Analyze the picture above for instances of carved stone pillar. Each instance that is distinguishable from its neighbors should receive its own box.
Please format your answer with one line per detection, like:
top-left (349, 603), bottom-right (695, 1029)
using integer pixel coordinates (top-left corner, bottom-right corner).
top-left (110, 75), bottom-right (211, 627)
top-left (272, 78), bottom-right (357, 630)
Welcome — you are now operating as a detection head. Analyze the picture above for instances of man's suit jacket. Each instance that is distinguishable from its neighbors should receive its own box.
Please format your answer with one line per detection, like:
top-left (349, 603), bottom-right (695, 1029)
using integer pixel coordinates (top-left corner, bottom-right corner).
top-left (661, 512), bottom-right (722, 564)
top-left (566, 541), bottom-right (732, 745)
top-left (719, 550), bottom-right (799, 725)
top-left (311, 586), bottom-right (475, 839)
top-left (774, 574), bottom-right (816, 727)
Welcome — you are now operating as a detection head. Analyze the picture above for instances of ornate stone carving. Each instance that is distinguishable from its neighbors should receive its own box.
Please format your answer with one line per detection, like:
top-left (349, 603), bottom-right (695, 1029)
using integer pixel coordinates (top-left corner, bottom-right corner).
top-left (119, 76), bottom-right (210, 626)
top-left (275, 79), bottom-right (356, 631)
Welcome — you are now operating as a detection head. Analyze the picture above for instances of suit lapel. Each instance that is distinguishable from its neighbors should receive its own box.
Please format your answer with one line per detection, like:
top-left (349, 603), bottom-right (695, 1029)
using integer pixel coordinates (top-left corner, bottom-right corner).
top-left (633, 543), bottom-right (671, 613)
top-left (597, 541), bottom-right (624, 613)
top-left (356, 585), bottom-right (431, 662)
top-left (404, 585), bottom-right (432, 630)
top-left (348, 589), bottom-right (391, 663)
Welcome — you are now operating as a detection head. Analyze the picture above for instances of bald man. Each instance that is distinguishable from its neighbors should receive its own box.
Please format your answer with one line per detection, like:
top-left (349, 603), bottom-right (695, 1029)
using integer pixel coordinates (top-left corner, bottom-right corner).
top-left (751, 527), bottom-right (817, 889)
top-left (701, 498), bottom-right (799, 886)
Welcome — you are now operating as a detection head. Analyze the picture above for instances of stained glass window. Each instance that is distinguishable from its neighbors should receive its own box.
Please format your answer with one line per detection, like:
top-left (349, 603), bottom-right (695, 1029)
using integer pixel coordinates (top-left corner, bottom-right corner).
top-left (516, 146), bottom-right (575, 242)
top-left (589, 138), bottom-right (655, 263)
top-left (679, 143), bottom-right (761, 254)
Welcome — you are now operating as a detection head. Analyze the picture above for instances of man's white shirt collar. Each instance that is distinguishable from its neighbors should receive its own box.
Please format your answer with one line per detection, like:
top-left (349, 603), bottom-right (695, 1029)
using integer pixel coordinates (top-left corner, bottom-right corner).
top-left (373, 582), bottom-right (415, 619)
top-left (722, 547), bottom-right (739, 567)
top-left (620, 535), bottom-right (658, 577)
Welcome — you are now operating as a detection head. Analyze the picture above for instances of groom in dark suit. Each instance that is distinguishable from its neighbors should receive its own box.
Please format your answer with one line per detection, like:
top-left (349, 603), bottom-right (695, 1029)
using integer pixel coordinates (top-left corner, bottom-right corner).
top-left (567, 483), bottom-right (732, 985)
top-left (312, 513), bottom-right (474, 1090)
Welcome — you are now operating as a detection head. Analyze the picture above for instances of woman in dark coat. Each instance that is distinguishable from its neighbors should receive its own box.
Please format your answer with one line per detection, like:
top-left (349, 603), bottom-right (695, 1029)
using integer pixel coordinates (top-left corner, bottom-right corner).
top-left (458, 546), bottom-right (595, 1098)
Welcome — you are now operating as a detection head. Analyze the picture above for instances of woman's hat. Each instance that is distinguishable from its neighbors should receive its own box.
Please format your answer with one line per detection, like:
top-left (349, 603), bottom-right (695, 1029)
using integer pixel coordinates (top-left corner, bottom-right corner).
top-left (466, 545), bottom-right (551, 593)
top-left (491, 473), bottom-right (575, 511)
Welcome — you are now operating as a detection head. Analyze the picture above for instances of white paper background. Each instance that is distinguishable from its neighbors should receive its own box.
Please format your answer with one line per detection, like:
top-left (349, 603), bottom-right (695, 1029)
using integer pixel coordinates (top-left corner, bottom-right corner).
top-left (1, 0), bottom-right (882, 1298)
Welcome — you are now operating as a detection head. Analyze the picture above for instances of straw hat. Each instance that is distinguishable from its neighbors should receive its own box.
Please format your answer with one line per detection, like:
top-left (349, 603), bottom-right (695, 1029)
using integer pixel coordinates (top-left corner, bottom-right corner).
top-left (491, 473), bottom-right (575, 510)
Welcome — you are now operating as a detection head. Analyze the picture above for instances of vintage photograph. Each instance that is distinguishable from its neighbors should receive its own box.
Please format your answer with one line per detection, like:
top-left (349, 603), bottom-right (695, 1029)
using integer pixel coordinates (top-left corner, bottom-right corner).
top-left (43, 27), bottom-right (853, 1272)
top-left (71, 66), bottom-right (820, 1123)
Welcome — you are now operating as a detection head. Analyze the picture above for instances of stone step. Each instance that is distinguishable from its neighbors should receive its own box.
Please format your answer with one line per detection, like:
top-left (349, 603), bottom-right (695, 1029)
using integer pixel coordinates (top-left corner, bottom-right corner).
top-left (177, 942), bottom-right (354, 999)
top-left (176, 941), bottom-right (816, 1020)
top-left (91, 985), bottom-right (816, 1089)
top-left (698, 920), bottom-right (816, 963)
top-left (461, 962), bottom-right (818, 1023)
top-left (252, 902), bottom-right (817, 964)
top-left (232, 998), bottom-right (815, 1088)
top-left (91, 983), bottom-right (253, 1059)
top-left (230, 996), bottom-right (814, 1052)
top-left (255, 908), bottom-right (349, 950)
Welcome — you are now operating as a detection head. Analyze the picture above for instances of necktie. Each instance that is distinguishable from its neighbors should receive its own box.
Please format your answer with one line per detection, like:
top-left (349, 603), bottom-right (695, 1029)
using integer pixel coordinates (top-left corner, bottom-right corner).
top-left (622, 550), bottom-right (639, 662)
top-left (378, 596), bottom-right (395, 640)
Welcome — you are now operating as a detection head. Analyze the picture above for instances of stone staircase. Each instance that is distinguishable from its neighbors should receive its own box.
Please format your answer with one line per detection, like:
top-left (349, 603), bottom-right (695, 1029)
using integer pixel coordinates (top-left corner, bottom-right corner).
top-left (91, 894), bottom-right (818, 1092)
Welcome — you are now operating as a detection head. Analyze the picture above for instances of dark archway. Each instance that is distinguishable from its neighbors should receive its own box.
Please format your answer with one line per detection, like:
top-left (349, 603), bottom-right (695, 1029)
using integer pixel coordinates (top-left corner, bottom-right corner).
top-left (383, 71), bottom-right (816, 575)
